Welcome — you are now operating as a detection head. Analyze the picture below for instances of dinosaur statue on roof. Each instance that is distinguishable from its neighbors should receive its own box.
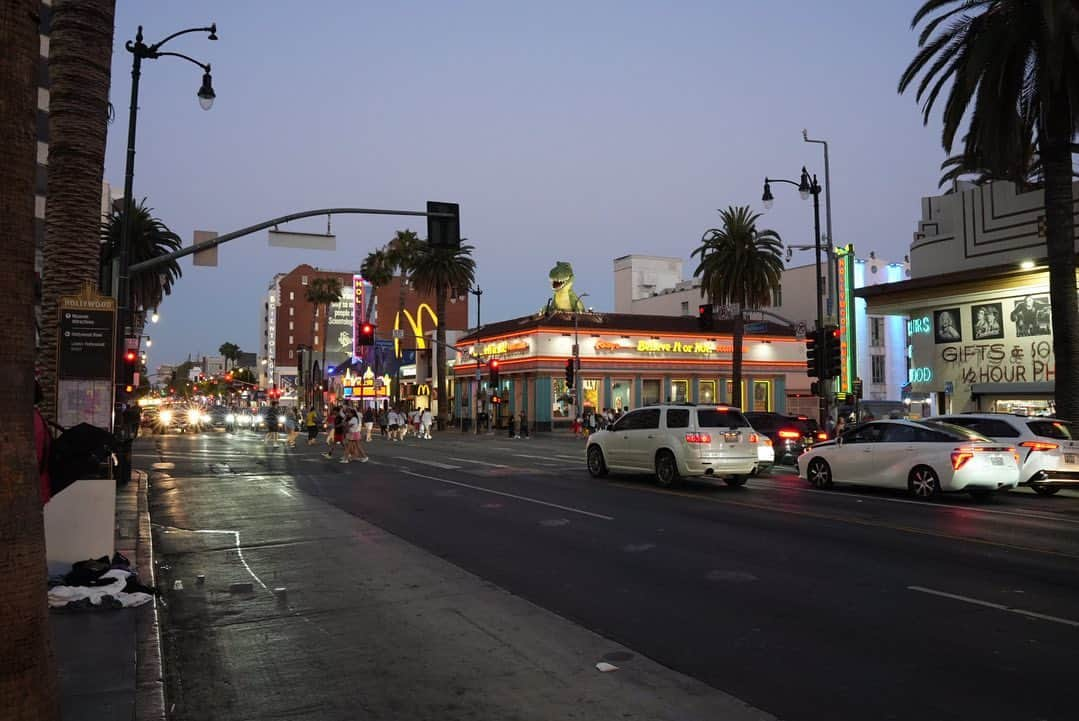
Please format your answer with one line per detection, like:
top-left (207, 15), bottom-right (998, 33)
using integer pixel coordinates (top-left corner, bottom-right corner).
top-left (543, 261), bottom-right (585, 314)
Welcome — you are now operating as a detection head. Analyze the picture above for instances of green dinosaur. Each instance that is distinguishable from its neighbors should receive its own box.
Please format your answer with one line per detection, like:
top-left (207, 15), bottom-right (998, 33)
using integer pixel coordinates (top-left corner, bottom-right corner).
top-left (544, 261), bottom-right (585, 313)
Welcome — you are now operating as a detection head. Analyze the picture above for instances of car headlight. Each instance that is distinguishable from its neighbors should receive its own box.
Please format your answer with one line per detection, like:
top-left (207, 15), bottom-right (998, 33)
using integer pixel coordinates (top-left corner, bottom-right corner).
top-left (256, 416), bottom-right (264, 425)
top-left (187, 409), bottom-right (201, 424)
top-left (160, 410), bottom-right (173, 424)
top-left (278, 415), bottom-right (286, 425)
top-left (225, 414), bottom-right (235, 423)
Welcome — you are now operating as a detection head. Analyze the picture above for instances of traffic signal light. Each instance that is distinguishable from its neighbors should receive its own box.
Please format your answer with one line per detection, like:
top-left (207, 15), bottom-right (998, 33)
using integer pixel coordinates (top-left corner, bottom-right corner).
top-left (697, 304), bottom-right (714, 330)
top-left (805, 329), bottom-right (821, 378)
top-left (565, 358), bottom-right (575, 385)
top-left (823, 326), bottom-right (842, 378)
top-left (488, 359), bottom-right (500, 388)
top-left (357, 322), bottom-right (376, 346)
top-left (123, 345), bottom-right (138, 393)
top-left (225, 372), bottom-right (233, 382)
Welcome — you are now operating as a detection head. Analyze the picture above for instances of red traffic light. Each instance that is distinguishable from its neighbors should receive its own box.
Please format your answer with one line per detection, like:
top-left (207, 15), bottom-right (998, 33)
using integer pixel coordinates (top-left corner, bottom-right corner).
top-left (124, 349), bottom-right (138, 363)
top-left (489, 359), bottom-right (499, 370)
top-left (225, 372), bottom-right (234, 382)
top-left (362, 323), bottom-right (373, 335)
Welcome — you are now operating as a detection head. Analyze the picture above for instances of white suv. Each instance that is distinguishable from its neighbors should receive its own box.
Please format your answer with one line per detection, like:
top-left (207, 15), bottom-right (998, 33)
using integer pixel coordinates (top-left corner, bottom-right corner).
top-left (929, 413), bottom-right (1079, 495)
top-left (586, 405), bottom-right (759, 487)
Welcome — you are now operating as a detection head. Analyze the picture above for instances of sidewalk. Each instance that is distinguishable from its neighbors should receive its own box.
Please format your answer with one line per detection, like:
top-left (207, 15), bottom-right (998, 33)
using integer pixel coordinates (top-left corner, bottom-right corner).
top-left (49, 471), bottom-right (165, 721)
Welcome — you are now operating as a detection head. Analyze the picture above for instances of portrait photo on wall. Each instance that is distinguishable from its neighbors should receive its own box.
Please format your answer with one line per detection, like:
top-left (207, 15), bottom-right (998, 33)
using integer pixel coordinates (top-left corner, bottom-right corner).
top-left (934, 308), bottom-right (963, 343)
top-left (1010, 295), bottom-right (1051, 337)
top-left (971, 302), bottom-right (1003, 340)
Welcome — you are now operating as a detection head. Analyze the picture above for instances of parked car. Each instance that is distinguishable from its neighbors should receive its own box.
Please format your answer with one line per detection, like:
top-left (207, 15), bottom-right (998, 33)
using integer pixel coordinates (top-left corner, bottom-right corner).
top-left (744, 412), bottom-right (827, 465)
top-left (586, 404), bottom-right (759, 487)
top-left (928, 413), bottom-right (1079, 496)
top-left (797, 419), bottom-right (1020, 500)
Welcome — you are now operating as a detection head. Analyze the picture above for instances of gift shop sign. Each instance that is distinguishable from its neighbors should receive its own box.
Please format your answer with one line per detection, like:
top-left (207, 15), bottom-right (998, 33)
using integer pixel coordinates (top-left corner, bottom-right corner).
top-left (940, 341), bottom-right (1055, 385)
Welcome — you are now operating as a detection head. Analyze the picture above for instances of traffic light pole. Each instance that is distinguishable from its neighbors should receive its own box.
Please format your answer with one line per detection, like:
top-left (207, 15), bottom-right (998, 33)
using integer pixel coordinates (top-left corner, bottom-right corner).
top-left (810, 176), bottom-right (829, 429)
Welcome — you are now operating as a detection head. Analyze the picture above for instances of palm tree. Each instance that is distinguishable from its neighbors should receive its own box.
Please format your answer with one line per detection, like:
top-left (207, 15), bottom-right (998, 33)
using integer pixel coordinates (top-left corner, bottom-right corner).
top-left (1, 0), bottom-right (62, 714)
top-left (899, 0), bottom-right (1079, 423)
top-left (410, 242), bottom-right (477, 426)
top-left (99, 200), bottom-right (183, 334)
top-left (692, 206), bottom-right (784, 410)
top-left (218, 342), bottom-right (241, 371)
top-left (37, 0), bottom-right (117, 420)
top-left (384, 230), bottom-right (421, 402)
top-left (305, 277), bottom-right (343, 396)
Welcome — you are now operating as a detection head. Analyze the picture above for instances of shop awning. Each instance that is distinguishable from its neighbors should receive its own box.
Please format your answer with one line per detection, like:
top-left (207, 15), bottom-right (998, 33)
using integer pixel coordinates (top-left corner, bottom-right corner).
top-left (970, 382), bottom-right (1054, 396)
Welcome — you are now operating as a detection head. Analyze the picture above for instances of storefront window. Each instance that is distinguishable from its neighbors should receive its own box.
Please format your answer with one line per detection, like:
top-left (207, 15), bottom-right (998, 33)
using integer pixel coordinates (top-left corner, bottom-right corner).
top-left (725, 380), bottom-right (744, 406)
top-left (642, 379), bottom-right (662, 406)
top-left (699, 380), bottom-right (716, 404)
top-left (552, 378), bottom-right (571, 417)
top-left (611, 380), bottom-right (632, 412)
top-left (670, 379), bottom-right (689, 403)
top-left (752, 380), bottom-right (772, 411)
top-left (583, 378), bottom-right (600, 411)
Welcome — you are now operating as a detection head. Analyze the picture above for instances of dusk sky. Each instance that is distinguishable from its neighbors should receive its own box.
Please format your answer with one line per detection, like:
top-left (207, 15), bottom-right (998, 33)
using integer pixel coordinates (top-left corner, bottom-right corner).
top-left (104, 0), bottom-right (951, 368)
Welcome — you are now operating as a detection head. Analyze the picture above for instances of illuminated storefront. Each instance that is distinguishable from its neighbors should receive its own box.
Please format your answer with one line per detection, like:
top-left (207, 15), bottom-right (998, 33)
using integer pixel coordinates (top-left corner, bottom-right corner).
top-left (453, 312), bottom-right (806, 431)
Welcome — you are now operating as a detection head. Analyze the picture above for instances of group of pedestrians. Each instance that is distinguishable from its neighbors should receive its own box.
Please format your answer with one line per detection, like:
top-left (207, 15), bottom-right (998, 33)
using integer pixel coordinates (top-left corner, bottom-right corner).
top-left (322, 405), bottom-right (370, 463)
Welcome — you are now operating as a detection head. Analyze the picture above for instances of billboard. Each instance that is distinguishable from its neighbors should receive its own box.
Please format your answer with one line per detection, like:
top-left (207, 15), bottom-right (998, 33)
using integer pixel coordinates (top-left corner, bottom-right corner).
top-left (324, 283), bottom-right (355, 369)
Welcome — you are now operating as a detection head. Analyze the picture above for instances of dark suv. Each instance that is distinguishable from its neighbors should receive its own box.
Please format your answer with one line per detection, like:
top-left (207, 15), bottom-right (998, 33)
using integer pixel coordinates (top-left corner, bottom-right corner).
top-left (744, 412), bottom-right (827, 465)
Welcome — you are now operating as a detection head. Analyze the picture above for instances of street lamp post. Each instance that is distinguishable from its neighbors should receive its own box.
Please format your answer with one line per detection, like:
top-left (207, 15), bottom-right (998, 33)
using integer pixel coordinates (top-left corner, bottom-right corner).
top-left (573, 294), bottom-right (590, 421)
top-left (112, 23), bottom-right (217, 484)
top-left (762, 167), bottom-right (828, 427)
top-left (803, 130), bottom-right (837, 322)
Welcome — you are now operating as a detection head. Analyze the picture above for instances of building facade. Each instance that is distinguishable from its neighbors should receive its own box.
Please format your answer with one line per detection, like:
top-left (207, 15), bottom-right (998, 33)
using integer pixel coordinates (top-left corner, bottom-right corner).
top-left (858, 179), bottom-right (1079, 416)
top-left (453, 312), bottom-right (804, 431)
top-left (614, 253), bottom-right (911, 409)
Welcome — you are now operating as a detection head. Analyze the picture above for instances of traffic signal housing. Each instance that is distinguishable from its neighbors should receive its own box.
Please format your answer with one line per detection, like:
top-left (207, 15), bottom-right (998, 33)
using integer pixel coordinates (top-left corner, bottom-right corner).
top-left (123, 345), bottom-right (138, 394)
top-left (565, 358), bottom-right (575, 385)
top-left (805, 329), bottom-right (821, 378)
top-left (822, 325), bottom-right (842, 379)
top-left (357, 322), bottom-right (376, 346)
top-left (488, 359), bottom-right (500, 388)
top-left (697, 304), bottom-right (714, 330)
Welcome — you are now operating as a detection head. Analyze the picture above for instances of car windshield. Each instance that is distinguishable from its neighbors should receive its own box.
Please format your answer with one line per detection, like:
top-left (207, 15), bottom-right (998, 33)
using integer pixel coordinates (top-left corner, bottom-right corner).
top-left (1027, 419), bottom-right (1073, 440)
top-left (918, 420), bottom-right (991, 442)
top-left (697, 409), bottom-right (751, 429)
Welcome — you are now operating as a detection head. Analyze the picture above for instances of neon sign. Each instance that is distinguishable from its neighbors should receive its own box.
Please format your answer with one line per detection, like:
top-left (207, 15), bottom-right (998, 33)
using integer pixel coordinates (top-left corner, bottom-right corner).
top-left (478, 340), bottom-right (529, 356)
top-left (909, 367), bottom-right (933, 383)
top-left (394, 303), bottom-right (438, 358)
top-left (837, 246), bottom-right (856, 393)
top-left (907, 316), bottom-right (931, 335)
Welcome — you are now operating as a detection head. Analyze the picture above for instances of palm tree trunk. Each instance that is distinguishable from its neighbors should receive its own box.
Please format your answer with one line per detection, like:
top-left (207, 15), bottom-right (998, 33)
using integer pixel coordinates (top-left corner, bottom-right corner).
top-left (1, 0), bottom-right (62, 716)
top-left (435, 280), bottom-right (448, 428)
top-left (37, 0), bottom-right (116, 421)
top-left (1042, 102), bottom-right (1079, 425)
top-left (731, 309), bottom-right (744, 408)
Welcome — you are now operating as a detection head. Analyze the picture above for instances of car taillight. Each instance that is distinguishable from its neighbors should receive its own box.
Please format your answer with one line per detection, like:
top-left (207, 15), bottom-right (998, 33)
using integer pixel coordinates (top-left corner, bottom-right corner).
top-left (816, 431), bottom-right (828, 441)
top-left (1020, 440), bottom-right (1059, 452)
top-left (748, 433), bottom-right (758, 444)
top-left (764, 438), bottom-right (773, 446)
top-left (685, 433), bottom-right (712, 444)
top-left (777, 429), bottom-right (800, 439)
top-left (951, 450), bottom-right (974, 470)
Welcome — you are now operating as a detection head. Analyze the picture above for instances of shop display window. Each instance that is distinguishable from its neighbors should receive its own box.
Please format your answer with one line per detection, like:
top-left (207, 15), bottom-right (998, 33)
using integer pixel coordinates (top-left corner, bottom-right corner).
top-left (752, 380), bottom-right (772, 412)
top-left (642, 379), bottom-right (662, 406)
top-left (553, 378), bottom-right (571, 417)
top-left (583, 378), bottom-right (600, 411)
top-left (670, 379), bottom-right (689, 403)
top-left (699, 380), bottom-right (716, 404)
top-left (611, 380), bottom-right (632, 412)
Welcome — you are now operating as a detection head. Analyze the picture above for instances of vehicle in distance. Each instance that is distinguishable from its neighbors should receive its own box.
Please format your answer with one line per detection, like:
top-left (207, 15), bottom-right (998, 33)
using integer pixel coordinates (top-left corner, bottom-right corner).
top-left (586, 404), bottom-right (758, 487)
top-left (744, 412), bottom-right (827, 465)
top-left (797, 419), bottom-right (1020, 500)
top-left (928, 413), bottom-right (1079, 496)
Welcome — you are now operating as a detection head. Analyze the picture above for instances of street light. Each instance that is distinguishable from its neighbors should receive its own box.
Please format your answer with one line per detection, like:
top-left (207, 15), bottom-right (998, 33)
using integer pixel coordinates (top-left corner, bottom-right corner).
top-left (150, 309), bottom-right (159, 324)
top-left (762, 167), bottom-right (828, 427)
top-left (112, 22), bottom-right (217, 486)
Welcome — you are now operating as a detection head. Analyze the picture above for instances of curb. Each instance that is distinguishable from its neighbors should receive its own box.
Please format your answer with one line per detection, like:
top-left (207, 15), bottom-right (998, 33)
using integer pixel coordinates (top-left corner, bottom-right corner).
top-left (132, 470), bottom-right (167, 721)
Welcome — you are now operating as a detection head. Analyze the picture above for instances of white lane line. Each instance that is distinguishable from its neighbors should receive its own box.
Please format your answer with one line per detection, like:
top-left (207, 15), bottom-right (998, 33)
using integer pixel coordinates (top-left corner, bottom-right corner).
top-left (512, 453), bottom-right (567, 461)
top-left (447, 457), bottom-right (510, 468)
top-left (400, 470), bottom-right (614, 521)
top-left (393, 456), bottom-right (461, 470)
top-left (186, 529), bottom-right (268, 590)
top-left (908, 586), bottom-right (1079, 628)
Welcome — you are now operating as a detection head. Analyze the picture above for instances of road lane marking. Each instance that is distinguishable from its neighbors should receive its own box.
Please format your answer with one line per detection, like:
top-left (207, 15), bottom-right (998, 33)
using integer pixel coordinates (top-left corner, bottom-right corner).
top-left (908, 586), bottom-right (1079, 628)
top-left (512, 453), bottom-right (566, 461)
top-left (607, 482), bottom-right (1079, 560)
top-left (400, 470), bottom-right (614, 521)
top-left (447, 457), bottom-right (510, 468)
top-left (394, 456), bottom-right (461, 470)
top-left (183, 529), bottom-right (268, 590)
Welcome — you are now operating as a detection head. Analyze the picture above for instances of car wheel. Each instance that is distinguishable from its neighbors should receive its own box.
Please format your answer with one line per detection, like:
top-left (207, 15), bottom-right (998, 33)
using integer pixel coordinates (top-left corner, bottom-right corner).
top-left (654, 451), bottom-right (680, 488)
top-left (725, 475), bottom-right (748, 488)
top-left (587, 445), bottom-right (608, 478)
top-left (908, 465), bottom-right (941, 500)
top-left (1032, 485), bottom-right (1061, 496)
top-left (807, 458), bottom-right (832, 489)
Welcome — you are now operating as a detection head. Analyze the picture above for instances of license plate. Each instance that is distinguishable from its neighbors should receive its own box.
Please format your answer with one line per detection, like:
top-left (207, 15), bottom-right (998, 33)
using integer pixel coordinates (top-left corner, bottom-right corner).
top-left (991, 456), bottom-right (1004, 466)
top-left (1066, 454), bottom-right (1078, 465)
top-left (724, 432), bottom-right (739, 442)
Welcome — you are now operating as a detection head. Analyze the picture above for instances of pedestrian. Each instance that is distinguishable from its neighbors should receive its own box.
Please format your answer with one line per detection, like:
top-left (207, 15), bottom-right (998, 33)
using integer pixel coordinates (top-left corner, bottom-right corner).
top-left (378, 408), bottom-right (389, 438)
top-left (362, 406), bottom-right (375, 442)
top-left (346, 408), bottom-right (369, 463)
top-left (265, 401), bottom-right (280, 447)
top-left (518, 411), bottom-right (528, 439)
top-left (305, 407), bottom-right (319, 445)
top-left (834, 416), bottom-right (847, 438)
top-left (323, 407), bottom-right (345, 459)
top-left (508, 413), bottom-right (516, 439)
top-left (285, 409), bottom-right (299, 447)
top-left (572, 415), bottom-right (582, 437)
top-left (420, 408), bottom-right (433, 439)
top-left (388, 408), bottom-right (400, 441)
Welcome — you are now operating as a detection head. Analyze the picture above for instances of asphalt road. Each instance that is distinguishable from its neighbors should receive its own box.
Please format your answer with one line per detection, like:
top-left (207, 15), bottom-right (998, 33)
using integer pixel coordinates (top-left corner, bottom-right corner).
top-left (139, 426), bottom-right (1079, 721)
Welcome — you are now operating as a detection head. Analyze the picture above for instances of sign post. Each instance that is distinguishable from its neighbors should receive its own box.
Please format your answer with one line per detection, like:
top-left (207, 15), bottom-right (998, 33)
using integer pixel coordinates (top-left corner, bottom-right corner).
top-left (56, 285), bottom-right (116, 430)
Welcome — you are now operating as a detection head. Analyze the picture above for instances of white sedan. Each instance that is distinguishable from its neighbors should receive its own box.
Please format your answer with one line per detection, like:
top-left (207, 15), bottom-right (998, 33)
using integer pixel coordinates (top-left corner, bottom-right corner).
top-left (797, 419), bottom-right (1020, 500)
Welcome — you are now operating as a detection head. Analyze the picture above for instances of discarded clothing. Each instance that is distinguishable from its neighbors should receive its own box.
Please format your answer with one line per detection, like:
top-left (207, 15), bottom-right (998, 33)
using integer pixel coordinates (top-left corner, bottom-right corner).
top-left (48, 569), bottom-right (152, 609)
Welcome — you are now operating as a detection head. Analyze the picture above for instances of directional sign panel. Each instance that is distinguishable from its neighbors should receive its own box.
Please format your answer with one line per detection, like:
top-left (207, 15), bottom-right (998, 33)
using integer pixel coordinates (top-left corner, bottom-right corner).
top-left (58, 298), bottom-right (115, 380)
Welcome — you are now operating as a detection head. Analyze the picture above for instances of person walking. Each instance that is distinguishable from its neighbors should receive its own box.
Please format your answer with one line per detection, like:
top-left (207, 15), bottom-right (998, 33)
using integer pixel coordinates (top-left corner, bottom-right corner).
top-left (265, 401), bottom-right (281, 447)
top-left (346, 408), bottom-right (369, 463)
top-left (305, 407), bottom-right (319, 445)
top-left (362, 406), bottom-right (375, 442)
top-left (507, 412), bottom-right (516, 439)
top-left (420, 408), bottom-right (433, 439)
top-left (323, 407), bottom-right (345, 459)
top-left (378, 407), bottom-right (389, 439)
top-left (518, 410), bottom-right (529, 439)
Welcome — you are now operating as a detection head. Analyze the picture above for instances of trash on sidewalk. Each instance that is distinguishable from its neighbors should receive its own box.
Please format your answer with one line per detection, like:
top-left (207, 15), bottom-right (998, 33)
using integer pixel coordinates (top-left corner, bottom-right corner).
top-left (595, 662), bottom-right (619, 673)
top-left (48, 552), bottom-right (156, 610)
